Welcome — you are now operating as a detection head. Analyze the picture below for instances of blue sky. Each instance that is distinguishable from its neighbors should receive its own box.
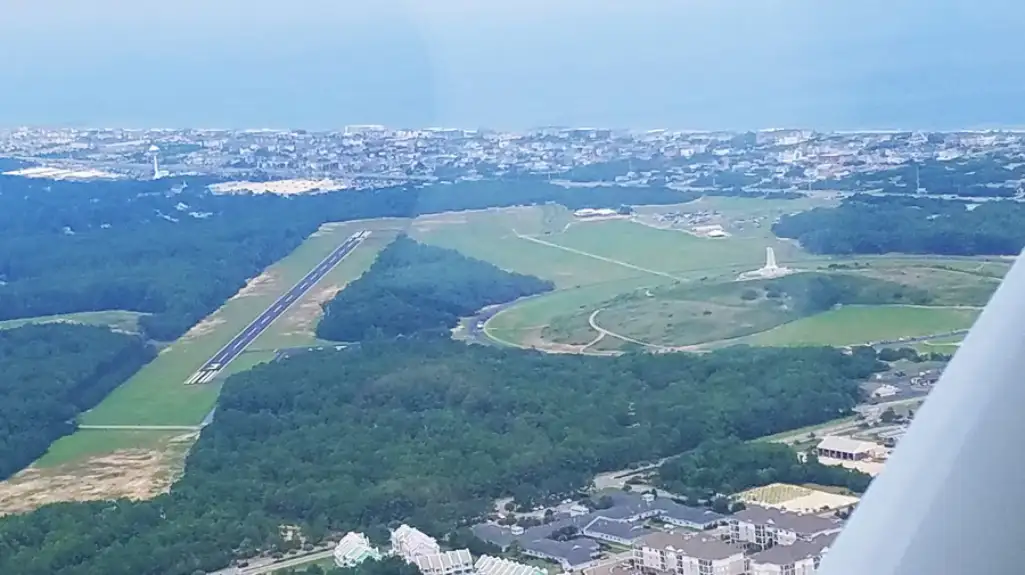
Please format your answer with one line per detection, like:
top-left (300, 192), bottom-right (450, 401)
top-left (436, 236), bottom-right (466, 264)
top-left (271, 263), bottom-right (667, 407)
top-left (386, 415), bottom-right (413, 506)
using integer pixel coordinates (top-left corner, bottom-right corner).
top-left (2, 0), bottom-right (1023, 130)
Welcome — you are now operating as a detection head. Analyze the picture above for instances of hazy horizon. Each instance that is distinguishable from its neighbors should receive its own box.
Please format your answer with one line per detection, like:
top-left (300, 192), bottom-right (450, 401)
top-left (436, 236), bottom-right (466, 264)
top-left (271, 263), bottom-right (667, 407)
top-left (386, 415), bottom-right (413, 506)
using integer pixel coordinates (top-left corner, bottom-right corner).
top-left (4, 0), bottom-right (1024, 131)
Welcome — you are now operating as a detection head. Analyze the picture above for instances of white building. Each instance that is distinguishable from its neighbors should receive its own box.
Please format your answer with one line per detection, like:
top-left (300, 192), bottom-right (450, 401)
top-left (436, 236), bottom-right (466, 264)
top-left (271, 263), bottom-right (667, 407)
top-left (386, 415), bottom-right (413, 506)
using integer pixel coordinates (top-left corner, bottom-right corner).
top-left (411, 549), bottom-right (474, 575)
top-left (729, 505), bottom-right (842, 550)
top-left (749, 534), bottom-right (836, 575)
top-left (333, 532), bottom-right (381, 568)
top-left (815, 436), bottom-right (881, 462)
top-left (634, 531), bottom-right (747, 575)
top-left (475, 555), bottom-right (546, 575)
top-left (391, 524), bottom-right (441, 559)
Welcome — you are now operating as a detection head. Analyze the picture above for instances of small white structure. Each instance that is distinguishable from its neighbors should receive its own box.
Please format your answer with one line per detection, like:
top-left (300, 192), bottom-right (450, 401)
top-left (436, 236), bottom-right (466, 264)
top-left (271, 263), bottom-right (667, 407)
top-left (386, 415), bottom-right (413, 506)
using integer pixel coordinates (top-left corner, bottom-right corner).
top-left (333, 532), bottom-right (381, 568)
top-left (573, 208), bottom-right (620, 219)
top-left (871, 384), bottom-right (900, 399)
top-left (475, 555), bottom-right (546, 575)
top-left (411, 549), bottom-right (474, 575)
top-left (391, 524), bottom-right (440, 559)
top-left (738, 247), bottom-right (794, 280)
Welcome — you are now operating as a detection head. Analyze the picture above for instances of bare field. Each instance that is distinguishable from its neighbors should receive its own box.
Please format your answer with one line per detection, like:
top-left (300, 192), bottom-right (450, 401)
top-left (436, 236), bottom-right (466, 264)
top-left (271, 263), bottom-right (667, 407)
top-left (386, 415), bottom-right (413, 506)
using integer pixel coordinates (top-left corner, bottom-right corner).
top-left (0, 431), bottom-right (195, 515)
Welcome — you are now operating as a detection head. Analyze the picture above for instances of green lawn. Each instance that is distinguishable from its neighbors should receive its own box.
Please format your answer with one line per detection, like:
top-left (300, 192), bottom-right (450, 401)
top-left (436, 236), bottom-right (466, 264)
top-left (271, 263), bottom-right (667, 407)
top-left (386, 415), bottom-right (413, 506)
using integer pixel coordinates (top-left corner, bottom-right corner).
top-left (78, 219), bottom-right (403, 427)
top-left (746, 305), bottom-right (981, 347)
top-left (0, 310), bottom-right (147, 334)
top-left (410, 207), bottom-right (640, 288)
top-left (35, 429), bottom-right (190, 468)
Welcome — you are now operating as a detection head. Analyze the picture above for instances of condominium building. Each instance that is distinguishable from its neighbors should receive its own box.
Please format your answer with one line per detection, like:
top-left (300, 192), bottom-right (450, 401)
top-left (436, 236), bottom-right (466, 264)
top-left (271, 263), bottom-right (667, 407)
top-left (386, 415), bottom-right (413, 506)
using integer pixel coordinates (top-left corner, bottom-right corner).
top-left (728, 505), bottom-right (842, 551)
top-left (634, 531), bottom-right (747, 575)
top-left (333, 532), bottom-right (381, 568)
top-left (475, 555), bottom-right (547, 575)
top-left (391, 524), bottom-right (441, 559)
top-left (411, 549), bottom-right (475, 575)
top-left (749, 534), bottom-right (836, 575)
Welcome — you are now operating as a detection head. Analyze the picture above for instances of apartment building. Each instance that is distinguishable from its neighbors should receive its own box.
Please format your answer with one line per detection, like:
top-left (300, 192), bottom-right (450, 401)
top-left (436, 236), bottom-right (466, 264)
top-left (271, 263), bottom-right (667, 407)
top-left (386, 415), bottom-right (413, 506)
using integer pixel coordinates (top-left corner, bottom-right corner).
top-left (728, 506), bottom-right (842, 551)
top-left (749, 534), bottom-right (836, 575)
top-left (634, 531), bottom-right (747, 575)
top-left (333, 532), bottom-right (381, 568)
top-left (391, 524), bottom-right (441, 559)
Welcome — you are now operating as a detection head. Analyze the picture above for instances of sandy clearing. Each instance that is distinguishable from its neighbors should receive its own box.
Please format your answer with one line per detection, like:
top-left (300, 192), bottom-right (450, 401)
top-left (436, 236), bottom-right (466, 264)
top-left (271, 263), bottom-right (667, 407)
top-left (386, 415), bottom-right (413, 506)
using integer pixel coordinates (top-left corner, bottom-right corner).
top-left (231, 271), bottom-right (281, 300)
top-left (0, 432), bottom-right (197, 515)
top-left (273, 284), bottom-right (343, 338)
top-left (178, 316), bottom-right (227, 345)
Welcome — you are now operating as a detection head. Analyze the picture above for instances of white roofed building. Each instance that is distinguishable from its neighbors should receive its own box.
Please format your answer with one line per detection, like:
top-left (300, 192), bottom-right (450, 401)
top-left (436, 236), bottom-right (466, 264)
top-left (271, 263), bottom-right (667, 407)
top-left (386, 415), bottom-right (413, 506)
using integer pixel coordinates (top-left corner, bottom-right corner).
top-left (815, 436), bottom-right (880, 461)
top-left (333, 532), bottom-right (381, 568)
top-left (411, 549), bottom-right (474, 575)
top-left (391, 524), bottom-right (441, 559)
top-left (475, 555), bottom-right (546, 575)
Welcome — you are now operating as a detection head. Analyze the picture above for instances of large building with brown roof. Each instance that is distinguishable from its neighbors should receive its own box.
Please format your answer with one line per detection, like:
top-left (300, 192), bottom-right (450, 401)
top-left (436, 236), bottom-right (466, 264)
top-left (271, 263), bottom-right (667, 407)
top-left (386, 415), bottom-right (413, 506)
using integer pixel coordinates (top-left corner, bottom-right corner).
top-left (728, 505), bottom-right (842, 550)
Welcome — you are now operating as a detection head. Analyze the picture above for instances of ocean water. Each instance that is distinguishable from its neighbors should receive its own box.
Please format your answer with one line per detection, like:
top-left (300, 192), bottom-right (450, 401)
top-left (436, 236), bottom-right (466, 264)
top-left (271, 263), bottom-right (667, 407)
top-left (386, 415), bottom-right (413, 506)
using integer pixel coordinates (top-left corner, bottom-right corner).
top-left (2, 0), bottom-right (1024, 131)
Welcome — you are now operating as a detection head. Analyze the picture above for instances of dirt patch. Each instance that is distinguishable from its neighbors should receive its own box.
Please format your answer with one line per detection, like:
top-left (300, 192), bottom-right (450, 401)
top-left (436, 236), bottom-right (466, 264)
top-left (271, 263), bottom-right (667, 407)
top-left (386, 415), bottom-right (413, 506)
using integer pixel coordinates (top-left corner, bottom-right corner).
top-left (274, 284), bottom-right (343, 338)
top-left (232, 270), bottom-right (281, 299)
top-left (177, 315), bottom-right (227, 345)
top-left (0, 433), bottom-right (197, 516)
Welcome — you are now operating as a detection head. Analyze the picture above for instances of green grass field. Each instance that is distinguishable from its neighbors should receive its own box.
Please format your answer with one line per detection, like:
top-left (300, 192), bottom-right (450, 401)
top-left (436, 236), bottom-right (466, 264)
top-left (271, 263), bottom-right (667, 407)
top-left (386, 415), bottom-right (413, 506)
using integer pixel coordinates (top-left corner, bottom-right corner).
top-left (0, 310), bottom-right (147, 334)
top-left (78, 219), bottom-right (403, 427)
top-left (411, 198), bottom-right (841, 350)
top-left (745, 305), bottom-right (980, 347)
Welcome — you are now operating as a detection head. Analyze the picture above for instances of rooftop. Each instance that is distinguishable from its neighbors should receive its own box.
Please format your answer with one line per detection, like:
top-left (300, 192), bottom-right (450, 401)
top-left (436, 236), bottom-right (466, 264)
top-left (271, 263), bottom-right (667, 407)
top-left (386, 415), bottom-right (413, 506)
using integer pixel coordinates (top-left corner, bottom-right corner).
top-left (475, 555), bottom-right (544, 575)
top-left (412, 549), bottom-right (474, 572)
top-left (639, 531), bottom-right (744, 561)
top-left (732, 505), bottom-right (842, 535)
top-left (816, 435), bottom-right (878, 454)
top-left (523, 537), bottom-right (600, 568)
top-left (750, 533), bottom-right (838, 566)
top-left (583, 517), bottom-right (654, 542)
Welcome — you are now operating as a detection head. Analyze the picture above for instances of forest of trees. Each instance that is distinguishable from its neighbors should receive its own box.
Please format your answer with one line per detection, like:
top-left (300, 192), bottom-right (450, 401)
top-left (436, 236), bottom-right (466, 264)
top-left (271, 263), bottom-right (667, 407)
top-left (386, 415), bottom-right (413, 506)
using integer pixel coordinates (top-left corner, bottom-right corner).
top-left (0, 176), bottom-right (693, 342)
top-left (0, 324), bottom-right (155, 480)
top-left (773, 195), bottom-right (1025, 255)
top-left (316, 236), bottom-right (553, 341)
top-left (657, 438), bottom-right (873, 501)
top-left (0, 340), bottom-right (883, 575)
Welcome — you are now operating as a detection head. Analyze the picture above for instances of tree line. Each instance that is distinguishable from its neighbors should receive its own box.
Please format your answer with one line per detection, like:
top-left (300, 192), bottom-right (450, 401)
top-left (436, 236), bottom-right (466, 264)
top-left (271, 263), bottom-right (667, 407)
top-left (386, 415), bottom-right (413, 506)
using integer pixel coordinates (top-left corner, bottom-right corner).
top-left (0, 323), bottom-right (155, 480)
top-left (657, 438), bottom-right (872, 502)
top-left (773, 194), bottom-right (1025, 255)
top-left (0, 175), bottom-right (696, 343)
top-left (0, 339), bottom-right (883, 575)
top-left (316, 236), bottom-right (553, 341)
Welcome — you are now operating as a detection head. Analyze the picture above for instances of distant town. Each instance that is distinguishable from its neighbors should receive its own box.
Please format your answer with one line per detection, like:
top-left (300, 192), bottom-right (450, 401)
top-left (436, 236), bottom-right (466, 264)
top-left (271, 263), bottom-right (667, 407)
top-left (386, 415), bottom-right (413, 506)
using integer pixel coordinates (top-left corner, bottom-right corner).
top-left (2, 127), bottom-right (1025, 200)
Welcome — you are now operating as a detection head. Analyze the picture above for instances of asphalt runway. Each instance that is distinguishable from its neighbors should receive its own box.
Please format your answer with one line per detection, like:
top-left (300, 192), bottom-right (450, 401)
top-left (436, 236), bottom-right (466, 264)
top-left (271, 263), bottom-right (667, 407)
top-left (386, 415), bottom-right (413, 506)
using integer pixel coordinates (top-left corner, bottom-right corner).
top-left (185, 230), bottom-right (369, 384)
